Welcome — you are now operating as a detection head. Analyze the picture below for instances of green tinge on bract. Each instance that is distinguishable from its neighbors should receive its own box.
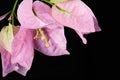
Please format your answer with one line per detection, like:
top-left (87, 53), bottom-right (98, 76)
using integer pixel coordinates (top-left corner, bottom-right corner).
top-left (56, 5), bottom-right (70, 14)
top-left (0, 23), bottom-right (14, 54)
top-left (50, 0), bottom-right (67, 3)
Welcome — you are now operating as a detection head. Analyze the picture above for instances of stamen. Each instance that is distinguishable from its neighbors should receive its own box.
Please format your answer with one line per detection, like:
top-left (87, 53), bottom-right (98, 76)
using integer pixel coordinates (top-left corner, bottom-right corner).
top-left (38, 28), bottom-right (50, 47)
top-left (34, 28), bottom-right (50, 47)
top-left (34, 29), bottom-right (39, 40)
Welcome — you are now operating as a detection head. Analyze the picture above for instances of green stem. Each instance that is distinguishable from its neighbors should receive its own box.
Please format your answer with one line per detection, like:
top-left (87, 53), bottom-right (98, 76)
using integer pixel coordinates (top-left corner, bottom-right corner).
top-left (11, 0), bottom-right (18, 25)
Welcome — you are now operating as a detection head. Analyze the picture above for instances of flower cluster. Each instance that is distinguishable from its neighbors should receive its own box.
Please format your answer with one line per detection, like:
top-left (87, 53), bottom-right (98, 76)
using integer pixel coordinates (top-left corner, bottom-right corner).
top-left (0, 0), bottom-right (101, 77)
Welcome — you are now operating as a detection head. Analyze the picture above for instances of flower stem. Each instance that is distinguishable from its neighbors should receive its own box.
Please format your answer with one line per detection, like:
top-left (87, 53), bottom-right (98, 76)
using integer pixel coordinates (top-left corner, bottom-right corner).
top-left (11, 0), bottom-right (18, 25)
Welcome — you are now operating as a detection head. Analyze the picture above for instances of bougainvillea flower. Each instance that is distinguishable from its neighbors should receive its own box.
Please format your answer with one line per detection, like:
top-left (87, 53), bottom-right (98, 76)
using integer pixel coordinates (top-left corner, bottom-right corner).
top-left (17, 0), bottom-right (69, 56)
top-left (17, 0), bottom-right (46, 29)
top-left (0, 0), bottom-right (101, 77)
top-left (33, 1), bottom-right (69, 56)
top-left (0, 24), bottom-right (34, 77)
top-left (52, 0), bottom-right (101, 44)
top-left (34, 23), bottom-right (70, 56)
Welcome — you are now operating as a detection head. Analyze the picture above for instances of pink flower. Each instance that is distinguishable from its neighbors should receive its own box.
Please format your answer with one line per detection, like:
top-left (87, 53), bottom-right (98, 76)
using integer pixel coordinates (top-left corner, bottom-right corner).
top-left (34, 23), bottom-right (70, 56)
top-left (0, 0), bottom-right (101, 77)
top-left (0, 24), bottom-right (34, 77)
top-left (17, 0), bottom-right (69, 56)
top-left (52, 0), bottom-right (101, 44)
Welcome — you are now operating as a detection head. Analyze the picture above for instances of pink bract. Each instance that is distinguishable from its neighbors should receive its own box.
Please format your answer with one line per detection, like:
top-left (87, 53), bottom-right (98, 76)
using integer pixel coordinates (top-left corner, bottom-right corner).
top-left (33, 1), bottom-right (70, 56)
top-left (17, 0), bottom-right (46, 29)
top-left (52, 0), bottom-right (101, 44)
top-left (34, 23), bottom-right (70, 56)
top-left (0, 27), bottom-right (34, 77)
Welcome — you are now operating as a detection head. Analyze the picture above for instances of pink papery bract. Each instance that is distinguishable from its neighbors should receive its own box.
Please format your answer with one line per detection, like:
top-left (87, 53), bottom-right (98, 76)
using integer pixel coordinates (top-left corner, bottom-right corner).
top-left (34, 23), bottom-right (70, 56)
top-left (32, 1), bottom-right (56, 24)
top-left (52, 0), bottom-right (101, 44)
top-left (33, 1), bottom-right (69, 56)
top-left (11, 28), bottom-right (34, 76)
top-left (17, 0), bottom-right (46, 29)
top-left (0, 27), bottom-right (34, 77)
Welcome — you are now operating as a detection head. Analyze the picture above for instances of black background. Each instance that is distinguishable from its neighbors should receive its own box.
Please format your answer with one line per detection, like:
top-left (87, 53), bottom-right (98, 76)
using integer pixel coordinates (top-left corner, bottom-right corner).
top-left (0, 0), bottom-right (115, 79)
